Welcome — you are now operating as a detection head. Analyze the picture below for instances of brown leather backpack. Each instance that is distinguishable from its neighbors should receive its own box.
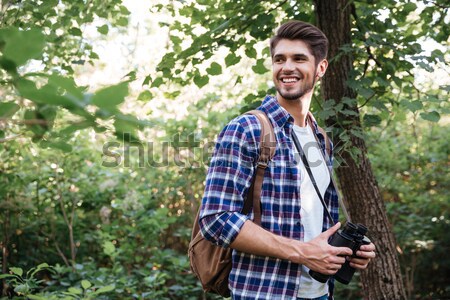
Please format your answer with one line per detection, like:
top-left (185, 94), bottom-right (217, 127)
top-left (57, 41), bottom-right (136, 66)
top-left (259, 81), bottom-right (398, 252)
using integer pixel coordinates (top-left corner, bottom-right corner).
top-left (188, 110), bottom-right (276, 297)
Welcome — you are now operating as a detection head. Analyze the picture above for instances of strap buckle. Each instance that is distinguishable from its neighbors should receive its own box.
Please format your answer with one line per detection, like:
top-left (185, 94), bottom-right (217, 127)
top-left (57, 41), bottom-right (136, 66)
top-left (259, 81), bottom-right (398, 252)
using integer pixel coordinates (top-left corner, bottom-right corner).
top-left (256, 161), bottom-right (269, 169)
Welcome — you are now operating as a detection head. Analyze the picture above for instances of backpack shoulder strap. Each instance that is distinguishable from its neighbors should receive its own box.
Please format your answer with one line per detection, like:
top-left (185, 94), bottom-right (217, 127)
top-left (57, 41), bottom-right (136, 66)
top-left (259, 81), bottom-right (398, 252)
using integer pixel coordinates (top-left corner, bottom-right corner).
top-left (243, 110), bottom-right (276, 225)
top-left (191, 110), bottom-right (276, 241)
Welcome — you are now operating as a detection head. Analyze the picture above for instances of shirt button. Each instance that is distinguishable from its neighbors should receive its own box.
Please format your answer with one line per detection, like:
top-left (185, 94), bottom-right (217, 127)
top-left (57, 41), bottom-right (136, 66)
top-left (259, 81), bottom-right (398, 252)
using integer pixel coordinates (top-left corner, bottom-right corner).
top-left (296, 221), bottom-right (301, 226)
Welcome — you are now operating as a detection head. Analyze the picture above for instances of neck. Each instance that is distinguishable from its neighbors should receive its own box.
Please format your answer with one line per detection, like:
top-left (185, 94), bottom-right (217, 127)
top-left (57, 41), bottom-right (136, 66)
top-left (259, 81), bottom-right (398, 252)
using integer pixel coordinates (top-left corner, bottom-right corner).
top-left (276, 92), bottom-right (313, 127)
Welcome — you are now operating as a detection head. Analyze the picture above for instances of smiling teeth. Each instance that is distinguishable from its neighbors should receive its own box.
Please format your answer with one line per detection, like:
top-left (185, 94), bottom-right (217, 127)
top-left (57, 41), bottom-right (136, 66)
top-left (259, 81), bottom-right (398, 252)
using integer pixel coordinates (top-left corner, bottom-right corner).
top-left (282, 78), bottom-right (298, 83)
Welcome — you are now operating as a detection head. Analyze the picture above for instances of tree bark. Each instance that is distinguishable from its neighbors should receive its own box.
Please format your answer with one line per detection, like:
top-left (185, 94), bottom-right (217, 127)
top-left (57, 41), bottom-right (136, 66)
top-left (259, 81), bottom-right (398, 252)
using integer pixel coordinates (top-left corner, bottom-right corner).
top-left (314, 1), bottom-right (407, 299)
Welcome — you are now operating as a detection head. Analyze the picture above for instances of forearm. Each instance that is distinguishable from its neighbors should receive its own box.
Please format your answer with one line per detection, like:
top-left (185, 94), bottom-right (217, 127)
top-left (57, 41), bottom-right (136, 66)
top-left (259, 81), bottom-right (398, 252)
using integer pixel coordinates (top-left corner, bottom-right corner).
top-left (230, 220), bottom-right (303, 264)
top-left (230, 221), bottom-right (354, 275)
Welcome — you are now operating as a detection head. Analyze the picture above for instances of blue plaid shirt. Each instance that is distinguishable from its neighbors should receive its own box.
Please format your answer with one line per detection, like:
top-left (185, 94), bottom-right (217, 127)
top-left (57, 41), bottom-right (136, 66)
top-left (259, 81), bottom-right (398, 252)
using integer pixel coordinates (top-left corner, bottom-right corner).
top-left (199, 95), bottom-right (339, 299)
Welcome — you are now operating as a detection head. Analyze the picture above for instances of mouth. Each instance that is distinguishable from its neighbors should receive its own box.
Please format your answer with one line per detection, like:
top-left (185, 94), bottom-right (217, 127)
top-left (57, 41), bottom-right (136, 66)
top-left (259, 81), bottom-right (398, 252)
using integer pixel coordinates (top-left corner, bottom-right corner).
top-left (279, 76), bottom-right (300, 84)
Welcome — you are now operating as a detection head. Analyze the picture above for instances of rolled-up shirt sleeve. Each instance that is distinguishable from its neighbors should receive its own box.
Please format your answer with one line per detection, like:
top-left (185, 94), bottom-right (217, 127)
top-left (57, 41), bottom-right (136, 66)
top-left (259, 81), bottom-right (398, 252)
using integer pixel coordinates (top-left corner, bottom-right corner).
top-left (199, 115), bottom-right (259, 248)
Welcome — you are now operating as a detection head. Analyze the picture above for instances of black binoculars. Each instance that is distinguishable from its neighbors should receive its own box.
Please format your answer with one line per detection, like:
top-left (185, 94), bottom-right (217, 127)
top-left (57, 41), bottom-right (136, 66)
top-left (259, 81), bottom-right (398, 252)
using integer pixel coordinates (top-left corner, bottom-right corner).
top-left (309, 222), bottom-right (371, 284)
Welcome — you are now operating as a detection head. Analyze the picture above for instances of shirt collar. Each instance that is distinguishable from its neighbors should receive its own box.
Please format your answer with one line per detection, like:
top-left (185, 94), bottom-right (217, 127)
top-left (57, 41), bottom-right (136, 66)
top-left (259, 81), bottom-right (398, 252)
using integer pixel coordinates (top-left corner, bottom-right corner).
top-left (258, 95), bottom-right (293, 129)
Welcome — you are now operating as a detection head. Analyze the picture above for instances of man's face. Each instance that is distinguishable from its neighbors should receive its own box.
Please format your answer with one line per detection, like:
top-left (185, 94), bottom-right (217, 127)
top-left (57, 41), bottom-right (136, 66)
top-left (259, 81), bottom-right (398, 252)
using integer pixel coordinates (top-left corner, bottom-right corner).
top-left (272, 39), bottom-right (323, 102)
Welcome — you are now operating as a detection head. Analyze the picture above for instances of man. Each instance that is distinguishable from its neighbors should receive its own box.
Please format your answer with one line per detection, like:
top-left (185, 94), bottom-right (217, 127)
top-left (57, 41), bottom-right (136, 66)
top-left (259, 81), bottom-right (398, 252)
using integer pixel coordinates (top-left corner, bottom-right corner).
top-left (199, 20), bottom-right (376, 300)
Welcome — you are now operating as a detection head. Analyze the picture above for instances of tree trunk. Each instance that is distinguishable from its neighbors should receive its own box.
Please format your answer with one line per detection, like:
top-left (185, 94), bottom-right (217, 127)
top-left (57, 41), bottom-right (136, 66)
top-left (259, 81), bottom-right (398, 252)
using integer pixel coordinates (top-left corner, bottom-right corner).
top-left (314, 1), bottom-right (407, 299)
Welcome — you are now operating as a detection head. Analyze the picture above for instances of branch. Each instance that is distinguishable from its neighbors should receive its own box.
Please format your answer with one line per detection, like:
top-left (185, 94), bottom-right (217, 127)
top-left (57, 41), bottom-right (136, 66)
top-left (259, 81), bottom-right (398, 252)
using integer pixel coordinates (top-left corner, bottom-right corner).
top-left (428, 1), bottom-right (449, 10)
top-left (56, 172), bottom-right (76, 270)
top-left (357, 92), bottom-right (376, 109)
top-left (54, 241), bottom-right (71, 268)
top-left (0, 134), bottom-right (22, 143)
top-left (0, 118), bottom-right (49, 126)
top-left (46, 216), bottom-right (71, 268)
top-left (351, 2), bottom-right (382, 76)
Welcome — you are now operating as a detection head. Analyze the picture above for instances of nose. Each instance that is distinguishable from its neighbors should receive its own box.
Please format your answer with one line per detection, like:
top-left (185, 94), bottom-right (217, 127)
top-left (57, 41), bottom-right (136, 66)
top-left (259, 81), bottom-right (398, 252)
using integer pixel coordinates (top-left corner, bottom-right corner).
top-left (282, 58), bottom-right (295, 72)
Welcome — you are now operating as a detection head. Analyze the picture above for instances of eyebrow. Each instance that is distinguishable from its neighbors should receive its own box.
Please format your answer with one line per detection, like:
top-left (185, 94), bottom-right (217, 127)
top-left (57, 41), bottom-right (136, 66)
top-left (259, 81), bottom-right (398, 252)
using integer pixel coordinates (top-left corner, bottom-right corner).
top-left (273, 53), bottom-right (310, 60)
top-left (293, 54), bottom-right (309, 60)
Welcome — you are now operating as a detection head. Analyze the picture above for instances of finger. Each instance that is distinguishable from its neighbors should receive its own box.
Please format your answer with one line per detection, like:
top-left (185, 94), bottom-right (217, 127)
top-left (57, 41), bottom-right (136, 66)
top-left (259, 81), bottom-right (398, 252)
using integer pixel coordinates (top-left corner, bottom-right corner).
top-left (360, 243), bottom-right (376, 252)
top-left (349, 257), bottom-right (370, 265)
top-left (321, 222), bottom-right (341, 238)
top-left (356, 250), bottom-right (376, 259)
top-left (323, 265), bottom-right (341, 275)
top-left (335, 246), bottom-right (353, 256)
top-left (349, 261), bottom-right (368, 270)
top-left (329, 255), bottom-right (346, 265)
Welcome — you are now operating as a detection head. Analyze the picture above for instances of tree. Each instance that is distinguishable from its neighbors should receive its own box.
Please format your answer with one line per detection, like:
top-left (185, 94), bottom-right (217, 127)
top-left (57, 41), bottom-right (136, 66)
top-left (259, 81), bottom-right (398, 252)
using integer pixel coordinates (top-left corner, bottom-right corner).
top-left (314, 1), bottom-right (406, 298)
top-left (154, 0), bottom-right (449, 298)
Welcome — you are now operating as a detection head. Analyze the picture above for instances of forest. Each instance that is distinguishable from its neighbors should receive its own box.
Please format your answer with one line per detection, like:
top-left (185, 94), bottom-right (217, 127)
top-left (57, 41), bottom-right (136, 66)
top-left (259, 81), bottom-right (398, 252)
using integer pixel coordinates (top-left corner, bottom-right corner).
top-left (0, 0), bottom-right (448, 299)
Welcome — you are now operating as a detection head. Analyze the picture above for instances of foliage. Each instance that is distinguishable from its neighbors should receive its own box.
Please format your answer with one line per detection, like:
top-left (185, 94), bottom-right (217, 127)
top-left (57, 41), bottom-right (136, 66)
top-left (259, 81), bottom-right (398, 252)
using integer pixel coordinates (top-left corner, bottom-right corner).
top-left (154, 0), bottom-right (449, 154)
top-left (368, 120), bottom-right (450, 299)
top-left (0, 0), bottom-right (449, 299)
top-left (0, 0), bottom-right (146, 151)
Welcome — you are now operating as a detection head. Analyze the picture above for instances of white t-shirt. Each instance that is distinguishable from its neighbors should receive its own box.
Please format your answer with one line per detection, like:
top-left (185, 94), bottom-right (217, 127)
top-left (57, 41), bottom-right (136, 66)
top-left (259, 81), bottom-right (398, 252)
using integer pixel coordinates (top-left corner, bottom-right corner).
top-left (293, 124), bottom-right (330, 298)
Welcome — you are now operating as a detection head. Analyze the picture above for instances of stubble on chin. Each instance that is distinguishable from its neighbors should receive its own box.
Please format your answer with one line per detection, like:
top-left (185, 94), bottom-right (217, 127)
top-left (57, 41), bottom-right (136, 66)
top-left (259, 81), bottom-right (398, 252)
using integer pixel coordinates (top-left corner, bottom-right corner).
top-left (277, 87), bottom-right (311, 102)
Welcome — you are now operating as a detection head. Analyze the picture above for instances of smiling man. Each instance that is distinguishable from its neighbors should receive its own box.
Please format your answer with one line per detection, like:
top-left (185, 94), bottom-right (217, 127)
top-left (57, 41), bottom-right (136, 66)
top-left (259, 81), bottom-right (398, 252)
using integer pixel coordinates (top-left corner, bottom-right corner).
top-left (199, 21), bottom-right (376, 300)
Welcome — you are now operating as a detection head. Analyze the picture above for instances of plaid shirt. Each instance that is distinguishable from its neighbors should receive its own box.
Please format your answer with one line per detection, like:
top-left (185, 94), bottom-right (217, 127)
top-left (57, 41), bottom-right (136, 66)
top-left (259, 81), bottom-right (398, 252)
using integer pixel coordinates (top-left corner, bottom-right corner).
top-left (199, 95), bottom-right (339, 300)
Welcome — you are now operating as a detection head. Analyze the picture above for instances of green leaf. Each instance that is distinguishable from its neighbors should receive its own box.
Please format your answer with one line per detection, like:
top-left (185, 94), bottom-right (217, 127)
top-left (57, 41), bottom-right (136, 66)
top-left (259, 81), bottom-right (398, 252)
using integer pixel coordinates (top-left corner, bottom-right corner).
top-left (225, 53), bottom-right (241, 67)
top-left (29, 263), bottom-right (50, 277)
top-left (142, 75), bottom-right (151, 86)
top-left (48, 74), bottom-right (84, 100)
top-left (116, 17), bottom-right (128, 27)
top-left (151, 77), bottom-right (163, 88)
top-left (163, 91), bottom-right (181, 99)
top-left (245, 47), bottom-right (257, 59)
top-left (252, 59), bottom-right (268, 74)
top-left (0, 274), bottom-right (16, 279)
top-left (16, 79), bottom-right (75, 107)
top-left (36, 262), bottom-right (49, 268)
top-left (81, 280), bottom-right (92, 290)
top-left (14, 283), bottom-right (29, 295)
top-left (420, 111), bottom-right (440, 122)
top-left (363, 114), bottom-right (382, 127)
top-left (92, 285), bottom-right (115, 295)
top-left (206, 62), bottom-right (222, 75)
top-left (27, 295), bottom-right (47, 300)
top-left (137, 90), bottom-right (153, 101)
top-left (350, 128), bottom-right (366, 139)
top-left (10, 267), bottom-right (23, 276)
top-left (41, 141), bottom-right (73, 152)
top-left (341, 109), bottom-right (359, 116)
top-left (103, 241), bottom-right (115, 256)
top-left (403, 3), bottom-right (417, 13)
top-left (400, 100), bottom-right (423, 112)
top-left (193, 74), bottom-right (209, 88)
top-left (123, 71), bottom-right (136, 81)
top-left (68, 27), bottom-right (82, 36)
top-left (68, 287), bottom-right (82, 295)
top-left (0, 102), bottom-right (20, 118)
top-left (59, 121), bottom-right (93, 136)
top-left (97, 25), bottom-right (109, 35)
top-left (91, 82), bottom-right (128, 108)
top-left (358, 87), bottom-right (375, 99)
top-left (0, 27), bottom-right (45, 66)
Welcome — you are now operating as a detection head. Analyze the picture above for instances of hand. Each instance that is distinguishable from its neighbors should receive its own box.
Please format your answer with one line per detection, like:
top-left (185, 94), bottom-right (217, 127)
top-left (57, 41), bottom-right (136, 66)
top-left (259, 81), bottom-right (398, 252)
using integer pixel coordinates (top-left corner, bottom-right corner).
top-left (299, 222), bottom-right (353, 275)
top-left (349, 242), bottom-right (376, 270)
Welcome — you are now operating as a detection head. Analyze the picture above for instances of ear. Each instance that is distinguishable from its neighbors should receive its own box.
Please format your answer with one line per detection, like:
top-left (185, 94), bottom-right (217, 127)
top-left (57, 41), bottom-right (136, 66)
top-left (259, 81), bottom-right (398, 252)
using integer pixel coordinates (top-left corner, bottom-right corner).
top-left (316, 59), bottom-right (328, 78)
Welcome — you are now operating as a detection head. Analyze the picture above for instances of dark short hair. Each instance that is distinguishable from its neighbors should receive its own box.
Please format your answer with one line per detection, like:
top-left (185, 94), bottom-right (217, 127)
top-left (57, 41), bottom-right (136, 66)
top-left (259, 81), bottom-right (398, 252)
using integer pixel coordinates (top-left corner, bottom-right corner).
top-left (270, 20), bottom-right (328, 64)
